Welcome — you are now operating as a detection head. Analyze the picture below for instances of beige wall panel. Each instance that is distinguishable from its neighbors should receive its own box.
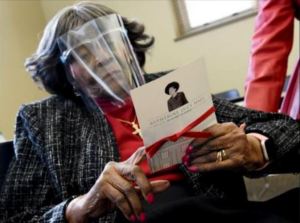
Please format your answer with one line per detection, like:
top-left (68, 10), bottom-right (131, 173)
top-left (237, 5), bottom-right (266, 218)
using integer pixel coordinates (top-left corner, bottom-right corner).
top-left (0, 0), bottom-right (48, 139)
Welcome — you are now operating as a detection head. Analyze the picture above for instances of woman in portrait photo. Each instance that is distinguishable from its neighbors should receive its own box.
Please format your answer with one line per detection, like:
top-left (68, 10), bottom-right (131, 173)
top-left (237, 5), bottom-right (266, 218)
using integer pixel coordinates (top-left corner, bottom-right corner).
top-left (165, 81), bottom-right (189, 112)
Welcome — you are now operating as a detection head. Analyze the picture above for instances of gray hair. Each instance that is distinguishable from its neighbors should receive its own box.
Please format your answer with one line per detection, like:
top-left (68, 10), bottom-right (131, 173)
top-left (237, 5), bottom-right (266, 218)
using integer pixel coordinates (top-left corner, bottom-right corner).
top-left (25, 1), bottom-right (154, 98)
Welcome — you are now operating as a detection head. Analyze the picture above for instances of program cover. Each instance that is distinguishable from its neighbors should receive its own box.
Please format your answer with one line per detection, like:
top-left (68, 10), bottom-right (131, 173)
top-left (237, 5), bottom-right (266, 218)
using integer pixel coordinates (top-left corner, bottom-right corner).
top-left (130, 59), bottom-right (216, 172)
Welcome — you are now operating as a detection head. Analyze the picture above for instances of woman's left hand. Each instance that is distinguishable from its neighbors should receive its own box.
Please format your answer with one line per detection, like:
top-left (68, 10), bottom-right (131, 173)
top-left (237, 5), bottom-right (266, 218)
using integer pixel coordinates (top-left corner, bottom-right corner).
top-left (183, 122), bottom-right (267, 173)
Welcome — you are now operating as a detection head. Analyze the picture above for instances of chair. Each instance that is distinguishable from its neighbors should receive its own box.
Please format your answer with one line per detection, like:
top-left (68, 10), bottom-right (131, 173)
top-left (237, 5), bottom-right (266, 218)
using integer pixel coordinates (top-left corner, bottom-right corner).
top-left (0, 141), bottom-right (14, 190)
top-left (213, 89), bottom-right (244, 103)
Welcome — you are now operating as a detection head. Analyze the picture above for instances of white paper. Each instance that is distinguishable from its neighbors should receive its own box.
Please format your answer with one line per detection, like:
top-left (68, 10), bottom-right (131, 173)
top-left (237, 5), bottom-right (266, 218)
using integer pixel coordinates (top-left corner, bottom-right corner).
top-left (130, 59), bottom-right (217, 172)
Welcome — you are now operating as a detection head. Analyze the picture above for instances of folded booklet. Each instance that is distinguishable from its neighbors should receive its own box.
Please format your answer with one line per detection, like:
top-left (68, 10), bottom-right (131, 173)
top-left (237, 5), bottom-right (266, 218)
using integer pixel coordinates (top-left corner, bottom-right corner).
top-left (130, 59), bottom-right (217, 173)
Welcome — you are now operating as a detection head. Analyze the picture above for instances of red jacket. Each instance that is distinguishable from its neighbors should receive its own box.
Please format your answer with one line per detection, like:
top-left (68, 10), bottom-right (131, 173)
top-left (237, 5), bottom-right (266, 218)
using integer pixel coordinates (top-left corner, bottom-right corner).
top-left (245, 0), bottom-right (299, 116)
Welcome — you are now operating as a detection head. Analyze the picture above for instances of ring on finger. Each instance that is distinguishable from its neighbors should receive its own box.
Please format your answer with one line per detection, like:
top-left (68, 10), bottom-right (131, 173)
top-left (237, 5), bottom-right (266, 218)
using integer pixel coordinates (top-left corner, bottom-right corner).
top-left (216, 151), bottom-right (223, 162)
top-left (216, 149), bottom-right (228, 162)
top-left (221, 149), bottom-right (228, 160)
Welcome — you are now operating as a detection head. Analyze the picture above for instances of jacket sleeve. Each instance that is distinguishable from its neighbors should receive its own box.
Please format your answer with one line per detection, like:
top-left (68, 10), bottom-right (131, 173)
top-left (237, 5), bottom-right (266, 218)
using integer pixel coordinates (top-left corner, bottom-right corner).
top-left (0, 105), bottom-right (70, 223)
top-left (213, 97), bottom-right (300, 174)
top-left (244, 0), bottom-right (295, 112)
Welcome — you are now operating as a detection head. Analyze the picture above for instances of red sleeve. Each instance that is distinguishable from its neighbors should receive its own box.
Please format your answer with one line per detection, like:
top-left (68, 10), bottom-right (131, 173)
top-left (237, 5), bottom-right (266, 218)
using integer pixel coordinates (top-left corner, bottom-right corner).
top-left (244, 0), bottom-right (295, 112)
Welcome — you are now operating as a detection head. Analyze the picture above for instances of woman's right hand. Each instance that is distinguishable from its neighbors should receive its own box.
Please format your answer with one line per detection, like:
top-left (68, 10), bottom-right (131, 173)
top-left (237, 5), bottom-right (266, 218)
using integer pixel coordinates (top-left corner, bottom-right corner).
top-left (66, 147), bottom-right (170, 223)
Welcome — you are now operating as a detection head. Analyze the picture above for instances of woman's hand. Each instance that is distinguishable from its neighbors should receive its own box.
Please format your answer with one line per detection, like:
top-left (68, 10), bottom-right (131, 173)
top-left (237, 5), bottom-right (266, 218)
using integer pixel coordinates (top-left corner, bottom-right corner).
top-left (66, 147), bottom-right (170, 223)
top-left (182, 122), bottom-right (267, 173)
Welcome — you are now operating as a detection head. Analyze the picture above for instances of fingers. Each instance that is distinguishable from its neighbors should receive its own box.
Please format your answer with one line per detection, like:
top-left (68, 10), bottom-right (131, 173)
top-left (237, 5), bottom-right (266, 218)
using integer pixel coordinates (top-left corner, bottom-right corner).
top-left (98, 161), bottom-right (152, 222)
top-left (135, 180), bottom-right (170, 193)
top-left (190, 149), bottom-right (231, 165)
top-left (99, 159), bottom-right (169, 222)
top-left (239, 123), bottom-right (246, 130)
top-left (189, 122), bottom-right (240, 154)
top-left (150, 180), bottom-right (170, 193)
top-left (189, 159), bottom-right (237, 172)
top-left (108, 170), bottom-right (143, 215)
top-left (116, 163), bottom-right (153, 203)
top-left (190, 144), bottom-right (248, 172)
top-left (125, 146), bottom-right (146, 165)
top-left (190, 134), bottom-right (233, 158)
top-left (189, 138), bottom-right (208, 152)
top-left (184, 148), bottom-right (240, 173)
top-left (189, 122), bottom-right (245, 155)
top-left (105, 165), bottom-right (147, 222)
top-left (183, 122), bottom-right (250, 173)
top-left (203, 122), bottom-right (238, 137)
top-left (103, 183), bottom-right (138, 221)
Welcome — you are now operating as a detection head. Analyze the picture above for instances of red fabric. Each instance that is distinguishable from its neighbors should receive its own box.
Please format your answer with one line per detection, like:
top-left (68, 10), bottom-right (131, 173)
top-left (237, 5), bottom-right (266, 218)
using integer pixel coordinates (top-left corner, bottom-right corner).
top-left (146, 107), bottom-right (214, 158)
top-left (95, 97), bottom-right (125, 114)
top-left (105, 98), bottom-right (184, 182)
top-left (245, 0), bottom-right (299, 116)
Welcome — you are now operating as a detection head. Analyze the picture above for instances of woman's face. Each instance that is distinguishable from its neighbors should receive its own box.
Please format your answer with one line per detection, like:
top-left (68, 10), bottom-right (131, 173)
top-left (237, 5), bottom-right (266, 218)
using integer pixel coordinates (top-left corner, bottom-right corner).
top-left (169, 87), bottom-right (177, 96)
top-left (68, 44), bottom-right (129, 99)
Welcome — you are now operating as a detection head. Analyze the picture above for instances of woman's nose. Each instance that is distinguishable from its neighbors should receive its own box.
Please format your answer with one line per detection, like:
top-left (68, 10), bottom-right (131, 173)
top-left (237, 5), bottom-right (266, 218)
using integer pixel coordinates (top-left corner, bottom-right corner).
top-left (89, 55), bottom-right (102, 69)
top-left (93, 55), bottom-right (114, 69)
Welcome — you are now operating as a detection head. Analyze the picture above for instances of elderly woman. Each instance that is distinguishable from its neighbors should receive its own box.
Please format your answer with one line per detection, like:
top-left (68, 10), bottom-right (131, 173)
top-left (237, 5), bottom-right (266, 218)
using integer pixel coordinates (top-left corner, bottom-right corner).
top-left (0, 2), bottom-right (299, 223)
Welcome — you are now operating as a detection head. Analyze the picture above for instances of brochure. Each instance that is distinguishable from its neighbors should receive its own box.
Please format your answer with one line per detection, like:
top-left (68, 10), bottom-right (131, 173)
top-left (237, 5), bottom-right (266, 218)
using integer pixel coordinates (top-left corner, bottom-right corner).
top-left (130, 59), bottom-right (216, 172)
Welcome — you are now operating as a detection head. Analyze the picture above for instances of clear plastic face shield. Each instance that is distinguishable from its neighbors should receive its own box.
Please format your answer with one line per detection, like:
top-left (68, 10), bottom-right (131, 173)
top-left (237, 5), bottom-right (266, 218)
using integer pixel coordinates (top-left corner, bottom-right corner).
top-left (58, 14), bottom-right (145, 114)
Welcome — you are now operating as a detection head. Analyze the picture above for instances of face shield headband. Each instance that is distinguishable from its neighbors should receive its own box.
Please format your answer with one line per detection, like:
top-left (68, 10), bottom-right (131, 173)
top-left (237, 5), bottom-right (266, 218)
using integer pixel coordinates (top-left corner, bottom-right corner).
top-left (58, 14), bottom-right (145, 114)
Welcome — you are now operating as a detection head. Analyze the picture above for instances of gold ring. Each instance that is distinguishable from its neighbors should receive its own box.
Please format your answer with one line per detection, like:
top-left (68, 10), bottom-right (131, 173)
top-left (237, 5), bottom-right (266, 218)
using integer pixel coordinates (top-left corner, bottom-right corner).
top-left (221, 149), bottom-right (227, 160)
top-left (216, 151), bottom-right (223, 162)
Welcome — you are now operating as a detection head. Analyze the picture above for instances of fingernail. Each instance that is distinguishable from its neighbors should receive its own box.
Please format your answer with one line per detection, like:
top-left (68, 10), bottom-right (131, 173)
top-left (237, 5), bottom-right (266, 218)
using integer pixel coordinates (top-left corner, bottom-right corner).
top-left (139, 212), bottom-right (146, 222)
top-left (182, 154), bottom-right (189, 163)
top-left (188, 166), bottom-right (198, 173)
top-left (146, 193), bottom-right (154, 204)
top-left (186, 145), bottom-right (193, 154)
top-left (130, 214), bottom-right (136, 222)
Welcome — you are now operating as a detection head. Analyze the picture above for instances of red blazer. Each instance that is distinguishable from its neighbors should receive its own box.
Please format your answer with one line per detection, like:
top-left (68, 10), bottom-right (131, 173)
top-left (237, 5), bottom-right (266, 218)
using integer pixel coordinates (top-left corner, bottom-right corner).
top-left (245, 0), bottom-right (300, 114)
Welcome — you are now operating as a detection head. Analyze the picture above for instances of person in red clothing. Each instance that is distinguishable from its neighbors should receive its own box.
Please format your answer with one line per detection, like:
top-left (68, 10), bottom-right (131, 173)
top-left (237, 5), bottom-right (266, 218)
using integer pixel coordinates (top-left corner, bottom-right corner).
top-left (245, 0), bottom-right (300, 120)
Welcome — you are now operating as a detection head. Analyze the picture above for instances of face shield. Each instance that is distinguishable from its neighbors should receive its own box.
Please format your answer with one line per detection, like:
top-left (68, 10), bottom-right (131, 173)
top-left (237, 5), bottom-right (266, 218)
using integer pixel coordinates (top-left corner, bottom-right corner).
top-left (58, 14), bottom-right (145, 114)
